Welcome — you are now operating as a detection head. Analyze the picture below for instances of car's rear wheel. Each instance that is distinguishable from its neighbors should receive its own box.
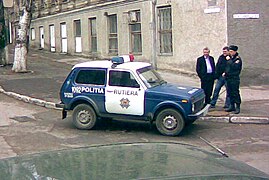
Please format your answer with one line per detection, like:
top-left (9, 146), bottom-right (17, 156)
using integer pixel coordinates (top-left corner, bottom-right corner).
top-left (72, 104), bottom-right (97, 130)
top-left (156, 108), bottom-right (185, 136)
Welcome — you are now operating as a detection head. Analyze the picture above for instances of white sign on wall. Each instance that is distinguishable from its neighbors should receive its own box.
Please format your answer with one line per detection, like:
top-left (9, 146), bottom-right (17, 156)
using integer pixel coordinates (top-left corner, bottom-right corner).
top-left (233, 14), bottom-right (260, 19)
top-left (204, 8), bottom-right (221, 14)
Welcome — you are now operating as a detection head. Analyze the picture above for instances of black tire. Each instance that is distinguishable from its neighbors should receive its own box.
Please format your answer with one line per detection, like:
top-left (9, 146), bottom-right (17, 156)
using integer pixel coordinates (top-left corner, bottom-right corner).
top-left (72, 104), bottom-right (97, 130)
top-left (156, 108), bottom-right (185, 136)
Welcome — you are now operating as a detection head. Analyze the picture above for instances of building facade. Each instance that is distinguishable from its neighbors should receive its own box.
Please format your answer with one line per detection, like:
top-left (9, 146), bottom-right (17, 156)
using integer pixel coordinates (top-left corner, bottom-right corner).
top-left (8, 0), bottom-right (269, 84)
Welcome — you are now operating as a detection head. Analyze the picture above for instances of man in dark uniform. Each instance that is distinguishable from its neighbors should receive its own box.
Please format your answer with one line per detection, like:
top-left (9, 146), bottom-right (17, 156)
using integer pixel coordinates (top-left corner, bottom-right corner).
top-left (210, 46), bottom-right (230, 108)
top-left (196, 47), bottom-right (216, 105)
top-left (224, 45), bottom-right (242, 114)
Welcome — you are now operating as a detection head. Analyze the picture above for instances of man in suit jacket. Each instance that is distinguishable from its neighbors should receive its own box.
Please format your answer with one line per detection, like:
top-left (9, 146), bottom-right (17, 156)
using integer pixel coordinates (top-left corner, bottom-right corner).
top-left (196, 47), bottom-right (216, 104)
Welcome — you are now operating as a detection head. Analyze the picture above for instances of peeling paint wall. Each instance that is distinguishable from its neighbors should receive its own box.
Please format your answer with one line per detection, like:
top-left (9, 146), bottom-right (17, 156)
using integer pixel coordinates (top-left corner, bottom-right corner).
top-left (30, 0), bottom-right (227, 74)
top-left (158, 0), bottom-right (227, 74)
top-left (227, 0), bottom-right (269, 84)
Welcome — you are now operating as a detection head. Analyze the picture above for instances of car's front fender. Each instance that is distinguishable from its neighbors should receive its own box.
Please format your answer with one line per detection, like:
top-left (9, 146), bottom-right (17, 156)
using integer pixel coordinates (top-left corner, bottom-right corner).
top-left (152, 101), bottom-right (188, 120)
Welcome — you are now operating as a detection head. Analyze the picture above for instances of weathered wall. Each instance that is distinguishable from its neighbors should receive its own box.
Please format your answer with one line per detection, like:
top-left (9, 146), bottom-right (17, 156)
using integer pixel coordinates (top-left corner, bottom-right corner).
top-left (158, 0), bottom-right (227, 74)
top-left (30, 1), bottom-right (151, 60)
top-left (227, 0), bottom-right (269, 85)
top-left (30, 0), bottom-right (227, 75)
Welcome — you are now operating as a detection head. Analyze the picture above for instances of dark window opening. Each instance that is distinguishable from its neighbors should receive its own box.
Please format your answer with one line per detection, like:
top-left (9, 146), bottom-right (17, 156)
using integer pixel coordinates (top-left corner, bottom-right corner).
top-left (76, 69), bottom-right (106, 85)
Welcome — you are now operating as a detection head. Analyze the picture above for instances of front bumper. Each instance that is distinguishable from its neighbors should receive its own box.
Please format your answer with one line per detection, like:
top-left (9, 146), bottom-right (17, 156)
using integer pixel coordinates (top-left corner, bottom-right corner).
top-left (188, 104), bottom-right (210, 120)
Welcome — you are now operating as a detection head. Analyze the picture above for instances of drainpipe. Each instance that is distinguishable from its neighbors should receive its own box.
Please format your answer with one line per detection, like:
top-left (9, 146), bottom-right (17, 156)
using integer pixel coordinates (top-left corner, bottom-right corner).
top-left (151, 0), bottom-right (157, 70)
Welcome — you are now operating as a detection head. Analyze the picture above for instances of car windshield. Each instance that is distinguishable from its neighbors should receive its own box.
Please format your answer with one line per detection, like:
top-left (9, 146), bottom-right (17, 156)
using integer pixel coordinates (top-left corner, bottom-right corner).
top-left (137, 66), bottom-right (166, 88)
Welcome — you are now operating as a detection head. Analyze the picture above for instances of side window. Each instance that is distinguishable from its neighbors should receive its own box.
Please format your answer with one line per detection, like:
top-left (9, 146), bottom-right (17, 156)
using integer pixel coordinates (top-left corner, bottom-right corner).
top-left (109, 71), bottom-right (140, 88)
top-left (75, 69), bottom-right (105, 85)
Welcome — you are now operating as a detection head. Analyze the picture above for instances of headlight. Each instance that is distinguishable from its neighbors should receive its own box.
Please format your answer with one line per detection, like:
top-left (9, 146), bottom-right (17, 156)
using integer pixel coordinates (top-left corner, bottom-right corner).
top-left (192, 103), bottom-right (195, 112)
top-left (181, 99), bottom-right (188, 103)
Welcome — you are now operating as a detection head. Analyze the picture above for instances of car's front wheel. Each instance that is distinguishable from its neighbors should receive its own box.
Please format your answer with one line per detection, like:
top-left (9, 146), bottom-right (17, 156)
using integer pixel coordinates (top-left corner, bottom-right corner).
top-left (72, 104), bottom-right (97, 130)
top-left (156, 108), bottom-right (185, 136)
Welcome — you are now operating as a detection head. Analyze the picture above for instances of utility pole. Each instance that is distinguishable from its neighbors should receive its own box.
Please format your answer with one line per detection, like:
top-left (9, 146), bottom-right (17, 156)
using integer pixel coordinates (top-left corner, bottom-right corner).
top-left (151, 0), bottom-right (157, 70)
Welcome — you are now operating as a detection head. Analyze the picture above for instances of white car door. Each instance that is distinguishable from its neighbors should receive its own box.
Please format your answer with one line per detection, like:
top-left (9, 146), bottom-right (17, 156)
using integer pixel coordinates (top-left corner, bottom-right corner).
top-left (105, 70), bottom-right (145, 116)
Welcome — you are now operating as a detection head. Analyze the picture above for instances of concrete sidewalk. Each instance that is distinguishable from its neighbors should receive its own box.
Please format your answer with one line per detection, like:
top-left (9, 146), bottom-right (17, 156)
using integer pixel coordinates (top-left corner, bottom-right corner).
top-left (0, 48), bottom-right (269, 124)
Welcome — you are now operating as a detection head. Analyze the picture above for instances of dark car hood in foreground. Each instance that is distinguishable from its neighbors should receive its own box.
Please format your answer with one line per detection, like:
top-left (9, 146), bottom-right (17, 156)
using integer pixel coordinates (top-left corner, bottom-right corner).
top-left (0, 142), bottom-right (268, 180)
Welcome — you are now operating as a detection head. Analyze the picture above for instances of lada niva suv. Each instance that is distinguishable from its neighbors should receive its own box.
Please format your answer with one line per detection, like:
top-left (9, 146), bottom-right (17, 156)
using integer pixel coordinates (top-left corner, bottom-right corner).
top-left (58, 56), bottom-right (209, 136)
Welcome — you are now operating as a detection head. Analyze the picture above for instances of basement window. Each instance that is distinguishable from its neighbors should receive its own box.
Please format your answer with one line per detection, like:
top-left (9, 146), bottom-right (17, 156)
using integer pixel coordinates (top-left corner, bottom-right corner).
top-left (208, 0), bottom-right (217, 6)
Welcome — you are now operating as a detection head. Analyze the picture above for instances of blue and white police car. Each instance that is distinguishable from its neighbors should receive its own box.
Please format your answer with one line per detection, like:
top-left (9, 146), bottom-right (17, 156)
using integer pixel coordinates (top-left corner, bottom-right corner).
top-left (58, 55), bottom-right (209, 136)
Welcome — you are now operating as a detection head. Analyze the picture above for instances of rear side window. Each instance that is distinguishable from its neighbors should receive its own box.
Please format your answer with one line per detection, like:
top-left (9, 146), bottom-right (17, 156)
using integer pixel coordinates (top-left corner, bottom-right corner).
top-left (75, 69), bottom-right (106, 85)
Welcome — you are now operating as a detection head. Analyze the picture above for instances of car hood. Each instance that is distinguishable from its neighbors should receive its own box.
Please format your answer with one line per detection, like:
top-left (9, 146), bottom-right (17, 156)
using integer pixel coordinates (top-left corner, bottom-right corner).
top-left (147, 83), bottom-right (204, 100)
top-left (0, 142), bottom-right (267, 179)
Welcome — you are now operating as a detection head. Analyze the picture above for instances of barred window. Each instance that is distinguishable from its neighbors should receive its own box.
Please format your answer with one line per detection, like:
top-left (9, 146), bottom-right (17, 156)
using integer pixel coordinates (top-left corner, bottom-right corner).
top-left (89, 18), bottom-right (97, 53)
top-left (158, 6), bottom-right (173, 54)
top-left (130, 11), bottom-right (142, 54)
top-left (108, 14), bottom-right (118, 55)
top-left (208, 0), bottom-right (217, 6)
top-left (74, 20), bottom-right (81, 37)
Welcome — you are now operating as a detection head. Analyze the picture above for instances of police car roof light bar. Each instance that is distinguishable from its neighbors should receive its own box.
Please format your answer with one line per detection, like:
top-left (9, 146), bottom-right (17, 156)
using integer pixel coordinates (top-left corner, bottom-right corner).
top-left (111, 56), bottom-right (124, 64)
top-left (111, 55), bottom-right (134, 68)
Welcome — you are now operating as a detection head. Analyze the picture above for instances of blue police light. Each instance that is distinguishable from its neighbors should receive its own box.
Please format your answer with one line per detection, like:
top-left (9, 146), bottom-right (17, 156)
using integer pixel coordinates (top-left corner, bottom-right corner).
top-left (111, 56), bottom-right (124, 64)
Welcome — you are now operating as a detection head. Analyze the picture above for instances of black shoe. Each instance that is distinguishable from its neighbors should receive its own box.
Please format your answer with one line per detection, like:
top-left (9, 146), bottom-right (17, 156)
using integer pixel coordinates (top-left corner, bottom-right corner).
top-left (234, 108), bottom-right (240, 114)
top-left (223, 105), bottom-right (229, 109)
top-left (234, 104), bottom-right (240, 114)
top-left (225, 106), bottom-right (235, 112)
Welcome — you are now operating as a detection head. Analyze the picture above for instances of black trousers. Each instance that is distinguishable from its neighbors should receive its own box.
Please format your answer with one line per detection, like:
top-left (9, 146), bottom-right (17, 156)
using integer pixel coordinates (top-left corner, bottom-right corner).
top-left (227, 78), bottom-right (241, 105)
top-left (200, 74), bottom-right (214, 104)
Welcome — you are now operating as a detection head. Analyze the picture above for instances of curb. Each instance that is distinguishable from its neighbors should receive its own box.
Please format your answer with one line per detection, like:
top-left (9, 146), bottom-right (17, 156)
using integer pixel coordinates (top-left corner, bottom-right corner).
top-left (1, 85), bottom-right (269, 124)
top-left (230, 116), bottom-right (269, 124)
top-left (0, 85), bottom-right (62, 111)
top-left (200, 116), bottom-right (269, 124)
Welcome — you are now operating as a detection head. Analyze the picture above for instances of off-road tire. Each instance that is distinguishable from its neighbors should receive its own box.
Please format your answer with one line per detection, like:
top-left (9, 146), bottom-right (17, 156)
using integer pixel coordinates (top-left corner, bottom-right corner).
top-left (156, 108), bottom-right (185, 136)
top-left (72, 104), bottom-right (97, 130)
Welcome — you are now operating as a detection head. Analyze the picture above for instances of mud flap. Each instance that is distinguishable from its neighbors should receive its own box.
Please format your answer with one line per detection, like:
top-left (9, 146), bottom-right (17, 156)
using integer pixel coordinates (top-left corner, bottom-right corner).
top-left (62, 110), bottom-right (67, 119)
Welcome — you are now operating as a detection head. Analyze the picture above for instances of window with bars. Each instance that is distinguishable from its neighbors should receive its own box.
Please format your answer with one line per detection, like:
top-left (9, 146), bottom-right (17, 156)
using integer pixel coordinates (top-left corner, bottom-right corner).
top-left (130, 11), bottom-right (142, 54)
top-left (158, 6), bottom-right (173, 54)
top-left (208, 0), bottom-right (217, 6)
top-left (108, 14), bottom-right (118, 55)
top-left (74, 20), bottom-right (81, 37)
top-left (89, 18), bottom-right (97, 53)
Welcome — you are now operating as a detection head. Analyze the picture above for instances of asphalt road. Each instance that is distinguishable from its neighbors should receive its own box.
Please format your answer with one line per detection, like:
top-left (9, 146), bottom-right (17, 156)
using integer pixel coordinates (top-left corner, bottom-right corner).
top-left (0, 93), bottom-right (268, 175)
